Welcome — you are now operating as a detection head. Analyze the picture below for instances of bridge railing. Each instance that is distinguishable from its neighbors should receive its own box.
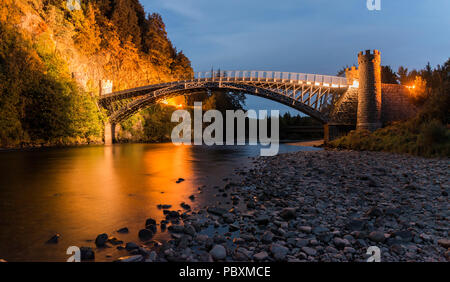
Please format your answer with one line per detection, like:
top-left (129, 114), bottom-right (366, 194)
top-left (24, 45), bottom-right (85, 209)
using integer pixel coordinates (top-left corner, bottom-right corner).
top-left (193, 71), bottom-right (348, 87)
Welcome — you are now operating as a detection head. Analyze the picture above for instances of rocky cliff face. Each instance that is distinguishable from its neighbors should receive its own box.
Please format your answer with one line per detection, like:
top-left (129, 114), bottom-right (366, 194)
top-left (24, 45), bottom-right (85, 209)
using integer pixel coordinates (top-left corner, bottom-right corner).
top-left (8, 0), bottom-right (192, 95)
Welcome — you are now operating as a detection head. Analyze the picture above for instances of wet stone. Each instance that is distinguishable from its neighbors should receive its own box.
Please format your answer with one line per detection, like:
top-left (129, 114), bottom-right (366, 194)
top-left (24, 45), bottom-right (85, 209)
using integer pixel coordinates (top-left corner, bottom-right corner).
top-left (95, 233), bottom-right (108, 247)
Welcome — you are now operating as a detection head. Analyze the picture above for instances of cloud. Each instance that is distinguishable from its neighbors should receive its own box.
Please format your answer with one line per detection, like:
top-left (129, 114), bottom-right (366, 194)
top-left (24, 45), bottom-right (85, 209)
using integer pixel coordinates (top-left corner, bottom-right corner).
top-left (152, 0), bottom-right (204, 20)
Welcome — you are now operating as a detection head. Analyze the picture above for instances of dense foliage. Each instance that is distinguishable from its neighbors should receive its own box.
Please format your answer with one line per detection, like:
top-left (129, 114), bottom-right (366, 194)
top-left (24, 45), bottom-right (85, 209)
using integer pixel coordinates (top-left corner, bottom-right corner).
top-left (0, 19), bottom-right (104, 147)
top-left (0, 0), bottom-right (193, 147)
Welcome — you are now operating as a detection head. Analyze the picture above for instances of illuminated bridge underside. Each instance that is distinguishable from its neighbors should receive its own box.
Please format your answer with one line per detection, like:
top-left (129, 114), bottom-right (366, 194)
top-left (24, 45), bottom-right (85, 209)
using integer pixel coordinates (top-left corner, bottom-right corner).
top-left (99, 71), bottom-right (350, 124)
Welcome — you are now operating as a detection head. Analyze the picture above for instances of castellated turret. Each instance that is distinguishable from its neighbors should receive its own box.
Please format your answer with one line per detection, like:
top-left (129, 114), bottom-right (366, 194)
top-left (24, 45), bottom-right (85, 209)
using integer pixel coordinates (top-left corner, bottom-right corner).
top-left (345, 66), bottom-right (359, 85)
top-left (357, 50), bottom-right (382, 131)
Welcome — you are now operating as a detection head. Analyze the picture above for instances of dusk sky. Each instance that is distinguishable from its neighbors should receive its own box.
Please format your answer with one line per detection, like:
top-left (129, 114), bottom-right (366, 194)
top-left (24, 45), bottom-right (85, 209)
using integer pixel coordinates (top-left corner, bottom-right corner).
top-left (141, 0), bottom-right (450, 115)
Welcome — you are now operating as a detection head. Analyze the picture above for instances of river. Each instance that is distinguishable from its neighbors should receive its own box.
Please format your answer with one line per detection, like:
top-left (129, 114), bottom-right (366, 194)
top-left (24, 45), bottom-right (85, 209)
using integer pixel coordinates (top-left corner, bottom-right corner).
top-left (0, 143), bottom-right (321, 261)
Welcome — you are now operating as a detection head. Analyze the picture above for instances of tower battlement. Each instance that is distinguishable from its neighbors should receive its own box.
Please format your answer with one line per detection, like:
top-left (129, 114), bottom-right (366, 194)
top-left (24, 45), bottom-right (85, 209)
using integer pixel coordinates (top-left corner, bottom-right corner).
top-left (358, 49), bottom-right (381, 64)
top-left (345, 66), bottom-right (359, 83)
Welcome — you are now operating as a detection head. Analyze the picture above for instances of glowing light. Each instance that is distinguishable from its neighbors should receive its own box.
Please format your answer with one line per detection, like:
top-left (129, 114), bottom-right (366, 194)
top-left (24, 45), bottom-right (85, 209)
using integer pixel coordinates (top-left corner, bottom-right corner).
top-left (406, 85), bottom-right (416, 89)
top-left (315, 82), bottom-right (321, 86)
top-left (323, 83), bottom-right (330, 87)
top-left (349, 80), bottom-right (359, 88)
top-left (160, 98), bottom-right (184, 108)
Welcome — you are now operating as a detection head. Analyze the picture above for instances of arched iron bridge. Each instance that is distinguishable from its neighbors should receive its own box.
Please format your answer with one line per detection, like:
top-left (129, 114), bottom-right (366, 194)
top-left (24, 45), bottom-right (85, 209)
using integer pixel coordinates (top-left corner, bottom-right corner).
top-left (98, 71), bottom-right (350, 124)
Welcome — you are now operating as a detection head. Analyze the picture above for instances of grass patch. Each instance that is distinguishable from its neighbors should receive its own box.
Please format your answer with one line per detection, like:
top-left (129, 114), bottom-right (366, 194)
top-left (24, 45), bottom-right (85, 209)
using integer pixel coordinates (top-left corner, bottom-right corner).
top-left (329, 88), bottom-right (450, 158)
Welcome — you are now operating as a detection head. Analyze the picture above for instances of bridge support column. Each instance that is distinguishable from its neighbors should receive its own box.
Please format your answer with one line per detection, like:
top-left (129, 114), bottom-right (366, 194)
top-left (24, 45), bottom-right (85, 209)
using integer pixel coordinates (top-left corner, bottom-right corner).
top-left (104, 122), bottom-right (117, 145)
top-left (356, 50), bottom-right (382, 131)
top-left (324, 124), bottom-right (356, 142)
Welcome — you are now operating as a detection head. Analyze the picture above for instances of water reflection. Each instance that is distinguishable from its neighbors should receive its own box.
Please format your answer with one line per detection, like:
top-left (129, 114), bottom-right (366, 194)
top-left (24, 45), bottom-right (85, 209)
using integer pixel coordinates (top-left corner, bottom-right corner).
top-left (0, 143), bottom-right (320, 261)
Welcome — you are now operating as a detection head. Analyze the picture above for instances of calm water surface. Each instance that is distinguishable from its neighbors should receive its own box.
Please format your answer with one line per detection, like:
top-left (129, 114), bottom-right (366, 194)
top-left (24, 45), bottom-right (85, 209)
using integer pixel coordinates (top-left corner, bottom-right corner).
top-left (0, 143), bottom-right (321, 261)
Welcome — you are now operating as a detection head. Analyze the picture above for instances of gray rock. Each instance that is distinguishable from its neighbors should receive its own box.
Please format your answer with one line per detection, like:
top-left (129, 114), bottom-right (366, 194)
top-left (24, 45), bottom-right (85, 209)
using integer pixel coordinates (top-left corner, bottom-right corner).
top-left (298, 226), bottom-right (312, 233)
top-left (184, 225), bottom-right (196, 236)
top-left (270, 243), bottom-right (289, 261)
top-left (438, 239), bottom-right (450, 248)
top-left (390, 244), bottom-right (404, 255)
top-left (368, 231), bottom-right (385, 243)
top-left (115, 255), bottom-right (143, 262)
top-left (253, 251), bottom-right (269, 261)
top-left (207, 207), bottom-right (227, 216)
top-left (95, 233), bottom-right (108, 247)
top-left (279, 208), bottom-right (297, 220)
top-left (209, 244), bottom-right (227, 260)
top-left (222, 213), bottom-right (234, 223)
top-left (346, 219), bottom-right (365, 231)
top-left (229, 223), bottom-right (240, 232)
top-left (393, 230), bottom-right (413, 242)
top-left (255, 215), bottom-right (270, 225)
top-left (403, 184), bottom-right (418, 190)
top-left (138, 229), bottom-right (153, 241)
top-left (166, 210), bottom-right (180, 219)
top-left (157, 204), bottom-right (172, 209)
top-left (46, 233), bottom-right (60, 244)
top-left (125, 242), bottom-right (139, 251)
top-left (117, 227), bottom-right (129, 234)
top-left (301, 247), bottom-right (317, 256)
top-left (295, 239), bottom-right (309, 248)
top-left (333, 237), bottom-right (350, 250)
top-left (312, 226), bottom-right (329, 235)
top-left (343, 247), bottom-right (356, 254)
top-left (108, 236), bottom-right (123, 245)
top-left (145, 218), bottom-right (157, 226)
top-left (80, 247), bottom-right (95, 260)
top-left (168, 225), bottom-right (185, 233)
top-left (261, 231), bottom-right (274, 244)
top-left (366, 207), bottom-right (383, 218)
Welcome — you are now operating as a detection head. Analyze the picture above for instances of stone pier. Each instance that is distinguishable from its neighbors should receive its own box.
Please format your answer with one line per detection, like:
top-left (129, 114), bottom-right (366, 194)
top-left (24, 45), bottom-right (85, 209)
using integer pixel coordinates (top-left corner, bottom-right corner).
top-left (104, 122), bottom-right (117, 145)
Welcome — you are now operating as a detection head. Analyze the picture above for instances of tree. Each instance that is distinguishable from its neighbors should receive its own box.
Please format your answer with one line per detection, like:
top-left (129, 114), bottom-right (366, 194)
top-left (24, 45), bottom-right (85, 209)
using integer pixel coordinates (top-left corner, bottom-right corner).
top-left (407, 76), bottom-right (428, 106)
top-left (142, 13), bottom-right (175, 67)
top-left (381, 65), bottom-right (398, 84)
top-left (336, 65), bottom-right (352, 77)
top-left (110, 0), bottom-right (142, 48)
top-left (171, 51), bottom-right (193, 79)
top-left (72, 3), bottom-right (101, 56)
top-left (397, 66), bottom-right (409, 85)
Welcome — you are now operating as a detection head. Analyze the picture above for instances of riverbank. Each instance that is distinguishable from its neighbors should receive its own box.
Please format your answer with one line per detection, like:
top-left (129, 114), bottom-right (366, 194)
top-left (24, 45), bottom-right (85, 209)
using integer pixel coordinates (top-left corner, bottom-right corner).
top-left (77, 149), bottom-right (449, 262)
top-left (285, 139), bottom-right (324, 147)
top-left (0, 139), bottom-right (104, 152)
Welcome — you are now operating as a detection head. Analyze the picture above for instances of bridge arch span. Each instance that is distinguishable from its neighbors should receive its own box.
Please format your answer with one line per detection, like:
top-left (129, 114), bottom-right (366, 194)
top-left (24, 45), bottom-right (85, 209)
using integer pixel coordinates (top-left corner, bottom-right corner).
top-left (108, 82), bottom-right (333, 124)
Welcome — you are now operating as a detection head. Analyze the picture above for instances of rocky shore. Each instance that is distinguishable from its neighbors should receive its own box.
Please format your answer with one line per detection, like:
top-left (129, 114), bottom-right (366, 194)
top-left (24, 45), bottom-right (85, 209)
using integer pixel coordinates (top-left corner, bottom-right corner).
top-left (79, 150), bottom-right (449, 262)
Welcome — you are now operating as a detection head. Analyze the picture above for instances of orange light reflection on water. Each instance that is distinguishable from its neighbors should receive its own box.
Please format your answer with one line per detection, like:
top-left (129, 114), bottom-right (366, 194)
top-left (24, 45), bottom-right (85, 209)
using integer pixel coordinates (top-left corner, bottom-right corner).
top-left (141, 144), bottom-right (194, 210)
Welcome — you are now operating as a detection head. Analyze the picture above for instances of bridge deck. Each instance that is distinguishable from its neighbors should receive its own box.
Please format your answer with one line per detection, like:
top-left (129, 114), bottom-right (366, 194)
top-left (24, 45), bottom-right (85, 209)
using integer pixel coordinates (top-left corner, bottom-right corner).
top-left (99, 71), bottom-right (349, 101)
top-left (99, 71), bottom-right (351, 124)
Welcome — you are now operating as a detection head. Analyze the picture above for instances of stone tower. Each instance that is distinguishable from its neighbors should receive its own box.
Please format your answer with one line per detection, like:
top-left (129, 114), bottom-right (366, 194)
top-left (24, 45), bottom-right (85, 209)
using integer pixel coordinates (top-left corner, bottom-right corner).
top-left (357, 50), bottom-right (382, 131)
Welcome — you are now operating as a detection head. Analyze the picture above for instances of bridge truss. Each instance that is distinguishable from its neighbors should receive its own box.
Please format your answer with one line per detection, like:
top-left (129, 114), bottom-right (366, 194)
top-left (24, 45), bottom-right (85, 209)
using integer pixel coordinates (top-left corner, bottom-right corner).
top-left (98, 71), bottom-right (350, 124)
